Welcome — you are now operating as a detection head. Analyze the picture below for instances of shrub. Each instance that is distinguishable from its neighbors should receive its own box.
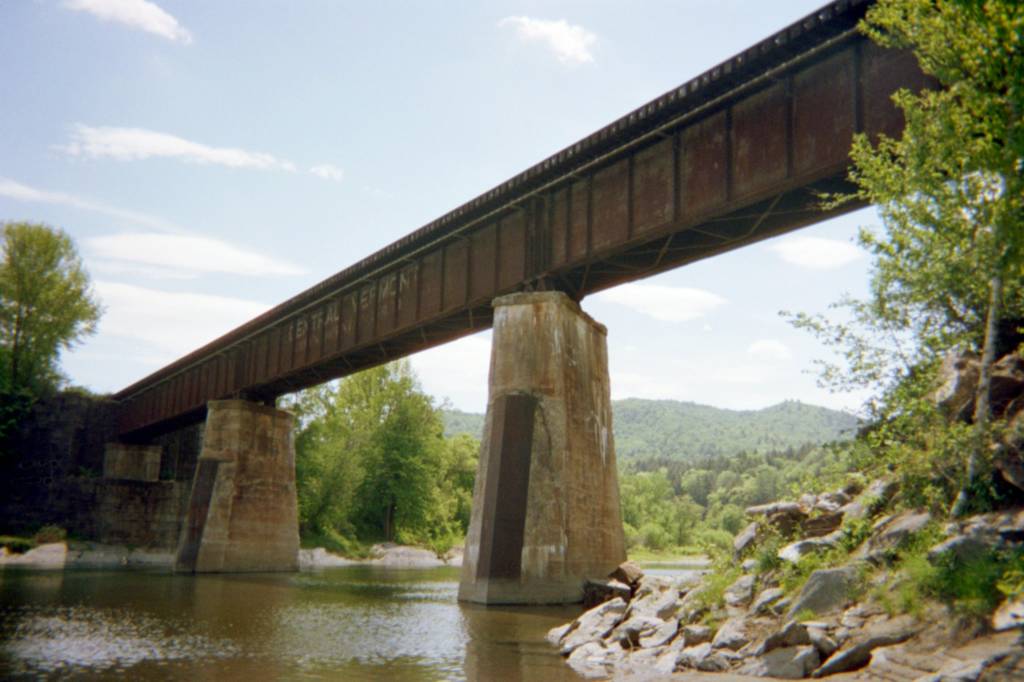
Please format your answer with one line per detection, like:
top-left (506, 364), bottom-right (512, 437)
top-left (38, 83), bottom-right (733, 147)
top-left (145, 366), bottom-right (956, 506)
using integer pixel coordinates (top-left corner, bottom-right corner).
top-left (33, 525), bottom-right (66, 544)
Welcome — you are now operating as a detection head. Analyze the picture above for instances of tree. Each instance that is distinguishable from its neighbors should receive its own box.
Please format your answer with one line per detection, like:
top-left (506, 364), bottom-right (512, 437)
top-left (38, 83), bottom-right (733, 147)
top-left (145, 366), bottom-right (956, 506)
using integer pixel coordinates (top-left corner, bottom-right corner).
top-left (287, 360), bottom-right (475, 551)
top-left (0, 222), bottom-right (101, 394)
top-left (790, 1), bottom-right (1023, 511)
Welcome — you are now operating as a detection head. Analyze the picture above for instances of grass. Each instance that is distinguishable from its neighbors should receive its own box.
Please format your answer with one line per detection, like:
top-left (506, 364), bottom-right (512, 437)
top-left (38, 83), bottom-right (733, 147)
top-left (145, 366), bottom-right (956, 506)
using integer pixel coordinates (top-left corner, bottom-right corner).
top-left (628, 545), bottom-right (706, 564)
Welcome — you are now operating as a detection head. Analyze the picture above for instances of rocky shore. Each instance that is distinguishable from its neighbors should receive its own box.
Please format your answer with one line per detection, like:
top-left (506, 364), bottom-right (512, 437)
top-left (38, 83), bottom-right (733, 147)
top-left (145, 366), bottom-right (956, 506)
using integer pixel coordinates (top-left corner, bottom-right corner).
top-left (547, 483), bottom-right (1024, 680)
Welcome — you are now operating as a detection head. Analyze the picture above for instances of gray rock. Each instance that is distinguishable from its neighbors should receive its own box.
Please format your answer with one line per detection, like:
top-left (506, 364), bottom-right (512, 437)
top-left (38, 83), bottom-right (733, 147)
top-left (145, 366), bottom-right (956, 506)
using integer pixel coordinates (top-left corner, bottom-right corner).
top-left (927, 534), bottom-right (996, 564)
top-left (856, 509), bottom-right (932, 562)
top-left (839, 500), bottom-right (867, 521)
top-left (678, 642), bottom-right (731, 672)
top-left (811, 615), bottom-right (918, 677)
top-left (994, 445), bottom-right (1024, 493)
top-left (609, 615), bottom-right (664, 648)
top-left (740, 645), bottom-right (820, 679)
top-left (712, 618), bottom-right (750, 651)
top-left (546, 622), bottom-right (572, 646)
top-left (803, 510), bottom-right (844, 537)
top-left (626, 584), bottom-right (680, 622)
top-left (760, 620), bottom-right (812, 653)
top-left (609, 560), bottom-right (644, 586)
top-left (751, 587), bottom-right (785, 615)
top-left (933, 350), bottom-right (980, 420)
top-left (807, 626), bottom-right (838, 658)
top-left (747, 502), bottom-right (808, 533)
top-left (992, 595), bottom-right (1024, 631)
top-left (639, 618), bottom-right (678, 649)
top-left (724, 574), bottom-right (757, 607)
top-left (682, 623), bottom-right (712, 645)
top-left (566, 640), bottom-right (625, 679)
top-left (786, 566), bottom-right (859, 619)
top-left (559, 597), bottom-right (628, 654)
top-left (742, 558), bottom-right (758, 572)
top-left (779, 536), bottom-right (837, 564)
top-left (582, 577), bottom-right (632, 608)
top-left (734, 521), bottom-right (759, 556)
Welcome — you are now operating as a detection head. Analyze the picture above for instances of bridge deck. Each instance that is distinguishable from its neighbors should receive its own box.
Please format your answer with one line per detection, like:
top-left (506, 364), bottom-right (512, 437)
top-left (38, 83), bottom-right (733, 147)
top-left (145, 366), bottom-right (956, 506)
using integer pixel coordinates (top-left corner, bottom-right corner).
top-left (114, 0), bottom-right (930, 438)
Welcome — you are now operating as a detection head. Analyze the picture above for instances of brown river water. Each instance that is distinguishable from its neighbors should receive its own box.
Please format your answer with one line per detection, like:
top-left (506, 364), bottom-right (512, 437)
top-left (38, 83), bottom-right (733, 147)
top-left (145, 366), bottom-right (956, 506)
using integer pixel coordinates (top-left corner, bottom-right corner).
top-left (0, 564), bottom-right (701, 680)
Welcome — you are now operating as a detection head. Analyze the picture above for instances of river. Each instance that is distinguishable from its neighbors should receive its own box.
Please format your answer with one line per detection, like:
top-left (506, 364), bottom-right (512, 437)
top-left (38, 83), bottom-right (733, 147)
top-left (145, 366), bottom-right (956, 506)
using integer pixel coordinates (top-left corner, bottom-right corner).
top-left (0, 564), bottom-right (702, 680)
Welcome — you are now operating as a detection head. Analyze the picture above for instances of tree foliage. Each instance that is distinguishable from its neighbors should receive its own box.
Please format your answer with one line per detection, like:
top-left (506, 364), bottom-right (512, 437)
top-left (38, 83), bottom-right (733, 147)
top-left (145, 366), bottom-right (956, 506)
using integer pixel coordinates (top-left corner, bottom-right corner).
top-left (0, 221), bottom-right (101, 394)
top-left (790, 0), bottom-right (1023, 419)
top-left (287, 361), bottom-right (478, 553)
top-left (788, 0), bottom-right (1024, 513)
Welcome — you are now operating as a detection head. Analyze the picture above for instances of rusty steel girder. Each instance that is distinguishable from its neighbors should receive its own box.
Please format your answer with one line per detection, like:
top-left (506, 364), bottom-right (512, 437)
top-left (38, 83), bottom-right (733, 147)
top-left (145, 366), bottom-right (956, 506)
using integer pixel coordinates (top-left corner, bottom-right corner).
top-left (114, 0), bottom-right (931, 438)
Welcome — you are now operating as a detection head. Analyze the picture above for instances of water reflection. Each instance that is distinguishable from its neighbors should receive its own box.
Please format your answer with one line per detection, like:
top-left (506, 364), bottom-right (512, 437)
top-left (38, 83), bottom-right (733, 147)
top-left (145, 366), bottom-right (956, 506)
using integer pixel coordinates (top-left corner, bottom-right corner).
top-left (0, 566), bottom-right (581, 680)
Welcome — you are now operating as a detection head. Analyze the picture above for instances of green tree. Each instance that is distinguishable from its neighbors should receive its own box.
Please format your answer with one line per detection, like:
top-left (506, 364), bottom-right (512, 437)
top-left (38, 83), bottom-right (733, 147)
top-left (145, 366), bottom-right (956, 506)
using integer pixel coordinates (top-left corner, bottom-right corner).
top-left (0, 222), bottom-right (101, 393)
top-left (790, 0), bottom-right (1023, 511)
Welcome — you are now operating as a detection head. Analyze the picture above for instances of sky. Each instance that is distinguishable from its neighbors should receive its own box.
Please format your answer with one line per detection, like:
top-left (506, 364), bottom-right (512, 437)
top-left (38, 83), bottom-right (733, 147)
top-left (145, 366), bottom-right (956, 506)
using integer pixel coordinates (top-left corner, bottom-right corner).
top-left (1, 0), bottom-right (881, 415)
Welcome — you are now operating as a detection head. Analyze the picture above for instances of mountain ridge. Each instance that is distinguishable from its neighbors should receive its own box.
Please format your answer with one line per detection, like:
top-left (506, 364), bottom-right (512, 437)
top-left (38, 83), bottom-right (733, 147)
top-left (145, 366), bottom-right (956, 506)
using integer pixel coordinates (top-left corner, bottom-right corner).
top-left (442, 398), bottom-right (858, 462)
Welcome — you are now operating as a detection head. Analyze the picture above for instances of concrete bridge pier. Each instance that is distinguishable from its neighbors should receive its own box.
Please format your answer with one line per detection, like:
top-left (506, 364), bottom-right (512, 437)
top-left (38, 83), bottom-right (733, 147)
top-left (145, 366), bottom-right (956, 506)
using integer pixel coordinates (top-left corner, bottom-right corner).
top-left (174, 399), bottom-right (299, 573)
top-left (458, 291), bottom-right (626, 604)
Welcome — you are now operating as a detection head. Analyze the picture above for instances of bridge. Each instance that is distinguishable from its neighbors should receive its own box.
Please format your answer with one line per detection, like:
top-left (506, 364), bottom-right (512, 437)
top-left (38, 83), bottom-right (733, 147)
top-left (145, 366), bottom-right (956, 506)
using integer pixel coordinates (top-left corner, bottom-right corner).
top-left (104, 0), bottom-right (929, 602)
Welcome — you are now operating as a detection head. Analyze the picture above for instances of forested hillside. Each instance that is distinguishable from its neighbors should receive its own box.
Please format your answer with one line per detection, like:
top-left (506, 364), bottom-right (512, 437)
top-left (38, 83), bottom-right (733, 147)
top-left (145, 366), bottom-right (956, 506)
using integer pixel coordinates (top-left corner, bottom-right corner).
top-left (443, 399), bottom-right (857, 461)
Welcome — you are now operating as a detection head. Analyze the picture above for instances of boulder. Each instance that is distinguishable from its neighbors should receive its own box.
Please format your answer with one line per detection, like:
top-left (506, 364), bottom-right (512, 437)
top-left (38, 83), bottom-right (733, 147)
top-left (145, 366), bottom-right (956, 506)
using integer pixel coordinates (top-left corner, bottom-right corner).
top-left (582, 578), bottom-right (632, 608)
top-left (558, 597), bottom-right (628, 654)
top-left (778, 534), bottom-right (840, 564)
top-left (992, 595), bottom-right (1024, 631)
top-left (734, 521), bottom-right (759, 556)
top-left (740, 645), bottom-right (820, 679)
top-left (991, 353), bottom-right (1024, 417)
top-left (609, 560), bottom-right (644, 587)
top-left (812, 615), bottom-right (918, 677)
top-left (856, 510), bottom-right (932, 562)
top-left (724, 574), bottom-right (757, 608)
top-left (711, 618), bottom-right (750, 651)
top-left (609, 615), bottom-right (676, 649)
top-left (747, 502), bottom-right (808, 534)
top-left (994, 445), bottom-right (1024, 494)
top-left (816, 491), bottom-right (851, 511)
top-left (566, 640), bottom-right (625, 679)
top-left (760, 620), bottom-right (812, 653)
top-left (678, 642), bottom-right (731, 672)
top-left (786, 566), bottom-right (859, 619)
top-left (927, 534), bottom-right (996, 564)
top-left (681, 623), bottom-right (712, 646)
top-left (803, 510), bottom-right (844, 537)
top-left (751, 587), bottom-right (786, 615)
top-left (933, 351), bottom-right (980, 420)
top-left (546, 622), bottom-right (572, 646)
top-left (625, 579), bottom-right (680, 621)
top-left (807, 626), bottom-right (838, 658)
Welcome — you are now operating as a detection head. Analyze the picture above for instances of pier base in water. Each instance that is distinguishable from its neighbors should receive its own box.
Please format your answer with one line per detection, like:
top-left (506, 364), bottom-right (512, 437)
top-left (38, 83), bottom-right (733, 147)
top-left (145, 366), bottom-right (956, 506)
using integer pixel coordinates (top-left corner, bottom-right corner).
top-left (458, 292), bottom-right (626, 604)
top-left (175, 400), bottom-right (299, 573)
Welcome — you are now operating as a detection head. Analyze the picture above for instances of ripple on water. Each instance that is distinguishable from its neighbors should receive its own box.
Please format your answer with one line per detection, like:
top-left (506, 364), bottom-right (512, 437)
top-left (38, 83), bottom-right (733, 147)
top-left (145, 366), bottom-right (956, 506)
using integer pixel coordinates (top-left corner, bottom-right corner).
top-left (0, 605), bottom-right (240, 675)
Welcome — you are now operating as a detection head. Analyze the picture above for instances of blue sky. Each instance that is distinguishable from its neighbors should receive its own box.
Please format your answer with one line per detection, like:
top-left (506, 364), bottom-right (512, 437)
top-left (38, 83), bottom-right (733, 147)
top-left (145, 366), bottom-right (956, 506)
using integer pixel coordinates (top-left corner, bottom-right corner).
top-left (1, 0), bottom-right (879, 414)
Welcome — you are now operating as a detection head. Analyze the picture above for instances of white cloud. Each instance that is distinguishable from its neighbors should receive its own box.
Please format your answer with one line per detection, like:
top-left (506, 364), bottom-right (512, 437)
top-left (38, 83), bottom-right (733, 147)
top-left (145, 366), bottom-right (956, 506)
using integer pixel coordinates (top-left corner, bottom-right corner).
top-left (595, 283), bottom-right (726, 322)
top-left (64, 0), bottom-right (192, 44)
top-left (86, 232), bottom-right (306, 277)
top-left (60, 125), bottom-right (297, 171)
top-left (309, 164), bottom-right (344, 182)
top-left (747, 339), bottom-right (792, 362)
top-left (499, 16), bottom-right (596, 64)
top-left (93, 281), bottom-right (269, 358)
top-left (769, 236), bottom-right (863, 270)
top-left (0, 176), bottom-right (175, 231)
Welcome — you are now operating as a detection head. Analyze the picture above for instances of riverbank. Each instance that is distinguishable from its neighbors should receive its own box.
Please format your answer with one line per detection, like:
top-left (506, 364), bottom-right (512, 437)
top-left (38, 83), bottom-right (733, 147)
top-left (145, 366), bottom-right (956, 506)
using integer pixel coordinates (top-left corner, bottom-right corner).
top-left (0, 540), bottom-right (465, 571)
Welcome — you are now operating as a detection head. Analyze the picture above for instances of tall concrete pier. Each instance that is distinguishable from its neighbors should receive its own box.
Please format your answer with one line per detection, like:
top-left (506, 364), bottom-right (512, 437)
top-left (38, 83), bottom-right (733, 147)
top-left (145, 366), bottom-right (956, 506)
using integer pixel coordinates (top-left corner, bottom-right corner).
top-left (459, 291), bottom-right (626, 604)
top-left (174, 400), bottom-right (299, 573)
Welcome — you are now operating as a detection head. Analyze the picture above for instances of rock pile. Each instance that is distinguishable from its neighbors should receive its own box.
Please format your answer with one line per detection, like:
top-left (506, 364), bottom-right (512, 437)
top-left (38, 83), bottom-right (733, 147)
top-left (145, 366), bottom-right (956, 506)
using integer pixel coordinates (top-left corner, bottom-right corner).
top-left (546, 483), bottom-right (1024, 680)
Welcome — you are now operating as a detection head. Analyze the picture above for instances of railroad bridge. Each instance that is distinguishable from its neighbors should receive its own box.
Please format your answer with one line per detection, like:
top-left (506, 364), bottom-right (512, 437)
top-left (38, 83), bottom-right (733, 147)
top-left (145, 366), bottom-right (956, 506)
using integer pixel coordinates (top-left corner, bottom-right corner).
top-left (104, 0), bottom-right (929, 602)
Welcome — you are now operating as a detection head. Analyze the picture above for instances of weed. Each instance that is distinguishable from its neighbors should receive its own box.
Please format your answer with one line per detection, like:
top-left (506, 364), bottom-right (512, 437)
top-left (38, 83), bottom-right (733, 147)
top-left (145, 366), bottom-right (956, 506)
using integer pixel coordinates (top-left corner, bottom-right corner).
top-left (32, 525), bottom-right (66, 544)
